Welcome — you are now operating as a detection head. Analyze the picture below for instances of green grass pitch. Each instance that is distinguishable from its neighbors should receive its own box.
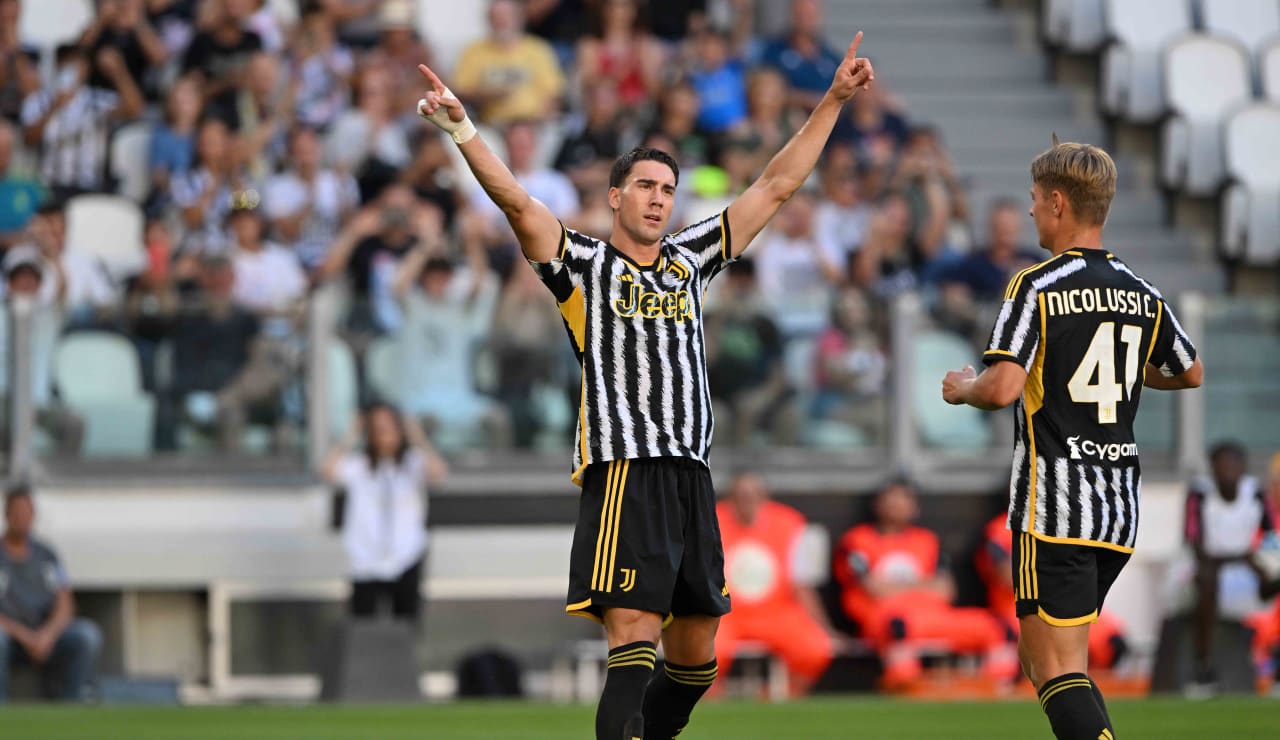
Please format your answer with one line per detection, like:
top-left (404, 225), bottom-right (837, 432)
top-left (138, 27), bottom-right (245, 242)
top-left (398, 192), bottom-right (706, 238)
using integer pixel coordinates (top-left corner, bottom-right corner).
top-left (3, 697), bottom-right (1276, 739)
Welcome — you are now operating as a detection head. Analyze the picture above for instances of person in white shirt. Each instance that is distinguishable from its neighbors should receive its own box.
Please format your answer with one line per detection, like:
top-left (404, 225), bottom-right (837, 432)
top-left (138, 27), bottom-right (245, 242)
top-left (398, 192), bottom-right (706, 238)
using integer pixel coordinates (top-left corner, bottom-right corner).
top-left (751, 189), bottom-right (846, 335)
top-left (323, 402), bottom-right (447, 619)
top-left (263, 127), bottom-right (359, 276)
top-left (24, 203), bottom-right (117, 328)
top-left (1181, 441), bottom-right (1277, 696)
top-left (227, 205), bottom-right (307, 314)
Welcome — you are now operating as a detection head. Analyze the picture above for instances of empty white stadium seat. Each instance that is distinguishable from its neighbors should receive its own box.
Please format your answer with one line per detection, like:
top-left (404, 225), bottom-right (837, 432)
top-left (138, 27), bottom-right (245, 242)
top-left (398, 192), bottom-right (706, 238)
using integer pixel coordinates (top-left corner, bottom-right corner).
top-left (64, 195), bottom-right (146, 282)
top-left (1043, 0), bottom-right (1107, 52)
top-left (55, 332), bottom-right (155, 457)
top-left (1220, 103), bottom-right (1280, 265)
top-left (110, 123), bottom-right (153, 204)
top-left (1102, 0), bottom-right (1194, 123)
top-left (1263, 37), bottom-right (1280, 102)
top-left (911, 331), bottom-right (992, 451)
top-left (1160, 35), bottom-right (1252, 197)
top-left (1200, 0), bottom-right (1280, 57)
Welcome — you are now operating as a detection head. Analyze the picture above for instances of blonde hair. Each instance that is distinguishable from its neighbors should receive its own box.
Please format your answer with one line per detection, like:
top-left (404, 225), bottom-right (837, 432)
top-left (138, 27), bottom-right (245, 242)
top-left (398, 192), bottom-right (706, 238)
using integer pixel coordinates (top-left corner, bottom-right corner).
top-left (1030, 138), bottom-right (1117, 226)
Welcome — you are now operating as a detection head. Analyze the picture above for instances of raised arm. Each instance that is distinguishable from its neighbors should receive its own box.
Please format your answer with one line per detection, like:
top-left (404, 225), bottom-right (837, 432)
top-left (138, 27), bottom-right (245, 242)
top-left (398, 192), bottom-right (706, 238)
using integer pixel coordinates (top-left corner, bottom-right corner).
top-left (416, 64), bottom-right (563, 263)
top-left (725, 33), bottom-right (873, 257)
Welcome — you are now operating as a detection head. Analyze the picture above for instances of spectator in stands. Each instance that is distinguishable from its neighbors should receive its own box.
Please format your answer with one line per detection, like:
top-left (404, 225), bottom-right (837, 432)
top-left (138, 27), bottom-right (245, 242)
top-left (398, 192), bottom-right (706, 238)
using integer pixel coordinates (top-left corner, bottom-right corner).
top-left (554, 81), bottom-right (628, 190)
top-left (0, 120), bottom-right (45, 245)
top-left (25, 202), bottom-right (117, 329)
top-left (0, 0), bottom-right (39, 123)
top-left (687, 29), bottom-right (747, 136)
top-left (182, 0), bottom-right (263, 109)
top-left (576, 0), bottom-right (664, 114)
top-left (645, 82), bottom-right (710, 168)
top-left (852, 193), bottom-right (924, 302)
top-left (716, 471), bottom-right (835, 695)
top-left (20, 43), bottom-right (143, 198)
top-left (732, 67), bottom-right (805, 177)
top-left (288, 3), bottom-right (355, 131)
top-left (324, 403), bottom-right (447, 620)
top-left (452, 0), bottom-right (565, 126)
top-left (757, 0), bottom-right (843, 111)
top-left (214, 52), bottom-right (293, 179)
top-left (489, 256), bottom-right (573, 449)
top-left (975, 512), bottom-right (1130, 672)
top-left (812, 148), bottom-right (870, 262)
top-left (0, 246), bottom-right (84, 456)
top-left (811, 286), bottom-right (888, 442)
top-left (77, 0), bottom-right (167, 100)
top-left (263, 126), bottom-right (359, 277)
top-left (391, 229), bottom-right (512, 450)
top-left (320, 185), bottom-right (435, 337)
top-left (146, 0), bottom-right (198, 63)
top-left (830, 81), bottom-right (909, 168)
top-left (834, 480), bottom-right (1018, 691)
top-left (1182, 441), bottom-right (1277, 696)
top-left (171, 117), bottom-right (256, 257)
top-left (146, 75), bottom-right (202, 212)
top-left (227, 204), bottom-right (306, 315)
top-left (704, 259), bottom-right (798, 448)
top-left (371, 0), bottom-right (436, 96)
top-left (325, 62), bottom-right (411, 199)
top-left (400, 129), bottom-right (465, 230)
top-left (937, 199), bottom-right (1040, 336)
top-left (0, 486), bottom-right (101, 702)
top-left (158, 253), bottom-right (260, 451)
top-left (889, 127), bottom-right (966, 268)
top-left (464, 120), bottom-right (579, 279)
top-left (752, 189), bottom-right (845, 334)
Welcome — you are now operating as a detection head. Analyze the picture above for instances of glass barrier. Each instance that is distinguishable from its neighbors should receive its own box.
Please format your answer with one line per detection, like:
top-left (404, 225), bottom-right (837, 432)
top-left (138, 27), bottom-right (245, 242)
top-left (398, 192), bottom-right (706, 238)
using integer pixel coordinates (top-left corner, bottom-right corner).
top-left (1201, 296), bottom-right (1280, 456)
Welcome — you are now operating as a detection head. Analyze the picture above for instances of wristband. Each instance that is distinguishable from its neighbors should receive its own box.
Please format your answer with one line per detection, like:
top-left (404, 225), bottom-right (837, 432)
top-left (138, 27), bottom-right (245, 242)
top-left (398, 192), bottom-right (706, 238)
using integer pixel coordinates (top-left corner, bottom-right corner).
top-left (449, 118), bottom-right (477, 145)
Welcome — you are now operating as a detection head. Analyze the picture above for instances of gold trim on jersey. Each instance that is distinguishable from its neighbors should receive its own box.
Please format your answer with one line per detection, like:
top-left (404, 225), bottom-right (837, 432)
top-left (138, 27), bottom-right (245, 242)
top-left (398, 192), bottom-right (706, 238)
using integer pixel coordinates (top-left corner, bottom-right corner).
top-left (1031, 531), bottom-right (1136, 554)
top-left (559, 285), bottom-right (586, 353)
top-left (558, 226), bottom-right (570, 260)
top-left (1037, 607), bottom-right (1099, 628)
top-left (592, 462), bottom-right (619, 590)
top-left (1144, 298), bottom-right (1164, 370)
top-left (1004, 250), bottom-right (1074, 301)
top-left (719, 211), bottom-right (730, 261)
top-left (1025, 293), bottom-right (1049, 528)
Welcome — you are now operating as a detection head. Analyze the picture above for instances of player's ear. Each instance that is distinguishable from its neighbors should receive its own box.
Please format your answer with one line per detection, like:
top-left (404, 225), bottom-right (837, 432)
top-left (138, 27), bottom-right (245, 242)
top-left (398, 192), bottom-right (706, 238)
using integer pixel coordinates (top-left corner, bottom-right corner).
top-left (608, 186), bottom-right (622, 211)
top-left (1050, 189), bottom-right (1065, 218)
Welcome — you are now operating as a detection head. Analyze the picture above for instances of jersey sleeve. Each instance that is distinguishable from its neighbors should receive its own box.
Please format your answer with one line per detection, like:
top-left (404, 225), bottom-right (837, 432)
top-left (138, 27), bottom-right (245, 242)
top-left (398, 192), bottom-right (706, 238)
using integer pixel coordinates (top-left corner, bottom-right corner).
top-left (527, 225), bottom-right (598, 303)
top-left (983, 269), bottom-right (1042, 370)
top-left (1148, 299), bottom-right (1198, 378)
top-left (668, 210), bottom-right (733, 287)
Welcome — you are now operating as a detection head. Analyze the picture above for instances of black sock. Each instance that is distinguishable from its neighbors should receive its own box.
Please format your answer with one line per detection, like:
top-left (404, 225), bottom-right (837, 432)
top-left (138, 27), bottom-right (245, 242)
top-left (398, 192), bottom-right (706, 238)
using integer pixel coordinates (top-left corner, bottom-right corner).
top-left (596, 642), bottom-right (656, 740)
top-left (1087, 677), bottom-right (1114, 734)
top-left (1038, 672), bottom-right (1111, 740)
top-left (642, 658), bottom-right (718, 740)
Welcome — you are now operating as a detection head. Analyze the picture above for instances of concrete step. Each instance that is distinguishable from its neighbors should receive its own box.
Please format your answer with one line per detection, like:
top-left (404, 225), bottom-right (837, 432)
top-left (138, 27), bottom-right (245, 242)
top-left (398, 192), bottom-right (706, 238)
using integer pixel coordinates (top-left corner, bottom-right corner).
top-left (902, 90), bottom-right (1078, 120)
top-left (934, 119), bottom-right (1105, 151)
top-left (825, 15), bottom-right (1016, 45)
top-left (867, 45), bottom-right (1048, 80)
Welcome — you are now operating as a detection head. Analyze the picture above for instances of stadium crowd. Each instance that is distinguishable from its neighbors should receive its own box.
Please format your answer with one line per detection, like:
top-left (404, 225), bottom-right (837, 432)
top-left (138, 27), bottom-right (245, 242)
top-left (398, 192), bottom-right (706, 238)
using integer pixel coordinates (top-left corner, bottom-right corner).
top-left (0, 0), bottom-right (1040, 456)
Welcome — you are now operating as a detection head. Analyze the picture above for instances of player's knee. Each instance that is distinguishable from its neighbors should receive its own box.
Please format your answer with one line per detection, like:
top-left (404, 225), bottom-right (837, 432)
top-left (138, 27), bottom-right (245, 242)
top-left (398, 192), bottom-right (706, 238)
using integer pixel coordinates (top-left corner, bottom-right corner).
top-left (604, 609), bottom-right (663, 646)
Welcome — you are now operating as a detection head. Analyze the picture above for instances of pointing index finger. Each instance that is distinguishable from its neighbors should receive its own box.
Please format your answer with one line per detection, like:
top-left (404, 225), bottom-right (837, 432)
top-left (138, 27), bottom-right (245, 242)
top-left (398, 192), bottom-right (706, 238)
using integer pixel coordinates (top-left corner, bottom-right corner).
top-left (418, 64), bottom-right (446, 95)
top-left (845, 31), bottom-right (863, 62)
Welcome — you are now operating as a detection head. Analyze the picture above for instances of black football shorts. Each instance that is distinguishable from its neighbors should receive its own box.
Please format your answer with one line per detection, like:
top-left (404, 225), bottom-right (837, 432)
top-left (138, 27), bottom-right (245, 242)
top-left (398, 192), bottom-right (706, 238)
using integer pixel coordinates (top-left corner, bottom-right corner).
top-left (1012, 531), bottom-right (1131, 626)
top-left (566, 457), bottom-right (731, 623)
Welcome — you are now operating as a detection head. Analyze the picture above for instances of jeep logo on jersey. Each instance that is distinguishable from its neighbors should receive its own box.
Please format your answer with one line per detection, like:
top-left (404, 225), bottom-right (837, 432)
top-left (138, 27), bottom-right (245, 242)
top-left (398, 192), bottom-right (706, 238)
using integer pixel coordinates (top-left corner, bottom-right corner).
top-left (613, 275), bottom-right (693, 321)
top-left (1067, 436), bottom-right (1138, 461)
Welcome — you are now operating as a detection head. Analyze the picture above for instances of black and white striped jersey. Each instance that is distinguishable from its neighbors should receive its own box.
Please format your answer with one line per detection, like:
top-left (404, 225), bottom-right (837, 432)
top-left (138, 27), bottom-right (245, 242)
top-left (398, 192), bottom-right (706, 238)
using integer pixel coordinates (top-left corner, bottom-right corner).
top-left (983, 248), bottom-right (1198, 551)
top-left (531, 211), bottom-right (734, 483)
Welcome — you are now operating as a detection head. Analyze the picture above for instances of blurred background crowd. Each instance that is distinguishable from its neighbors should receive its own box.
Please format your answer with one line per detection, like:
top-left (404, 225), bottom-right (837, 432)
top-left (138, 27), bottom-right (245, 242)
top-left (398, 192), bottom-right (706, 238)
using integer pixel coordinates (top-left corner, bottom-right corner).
top-left (0, 0), bottom-right (1070, 458)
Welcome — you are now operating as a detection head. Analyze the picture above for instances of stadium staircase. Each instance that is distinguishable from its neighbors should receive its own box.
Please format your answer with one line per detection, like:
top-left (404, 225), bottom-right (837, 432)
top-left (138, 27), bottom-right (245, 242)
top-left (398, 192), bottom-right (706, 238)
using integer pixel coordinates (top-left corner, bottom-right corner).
top-left (823, 0), bottom-right (1225, 297)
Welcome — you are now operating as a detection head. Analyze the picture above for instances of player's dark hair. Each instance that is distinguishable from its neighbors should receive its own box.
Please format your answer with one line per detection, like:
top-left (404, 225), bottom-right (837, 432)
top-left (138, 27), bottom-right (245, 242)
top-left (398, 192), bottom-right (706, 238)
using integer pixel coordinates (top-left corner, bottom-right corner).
top-left (1209, 440), bottom-right (1246, 465)
top-left (361, 401), bottom-right (410, 465)
top-left (4, 484), bottom-right (32, 512)
top-left (610, 147), bottom-right (680, 190)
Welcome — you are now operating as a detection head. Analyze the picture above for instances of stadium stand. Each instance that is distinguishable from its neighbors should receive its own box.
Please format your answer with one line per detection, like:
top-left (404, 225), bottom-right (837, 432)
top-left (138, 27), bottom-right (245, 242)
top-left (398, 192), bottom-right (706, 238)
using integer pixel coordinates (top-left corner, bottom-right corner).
top-left (0, 0), bottom-right (1273, 706)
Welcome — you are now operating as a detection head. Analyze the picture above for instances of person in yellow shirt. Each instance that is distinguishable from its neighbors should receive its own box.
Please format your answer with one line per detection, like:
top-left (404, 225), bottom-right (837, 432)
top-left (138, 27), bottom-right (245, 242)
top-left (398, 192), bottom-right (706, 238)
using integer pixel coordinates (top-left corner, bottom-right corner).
top-left (452, 0), bottom-right (565, 125)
